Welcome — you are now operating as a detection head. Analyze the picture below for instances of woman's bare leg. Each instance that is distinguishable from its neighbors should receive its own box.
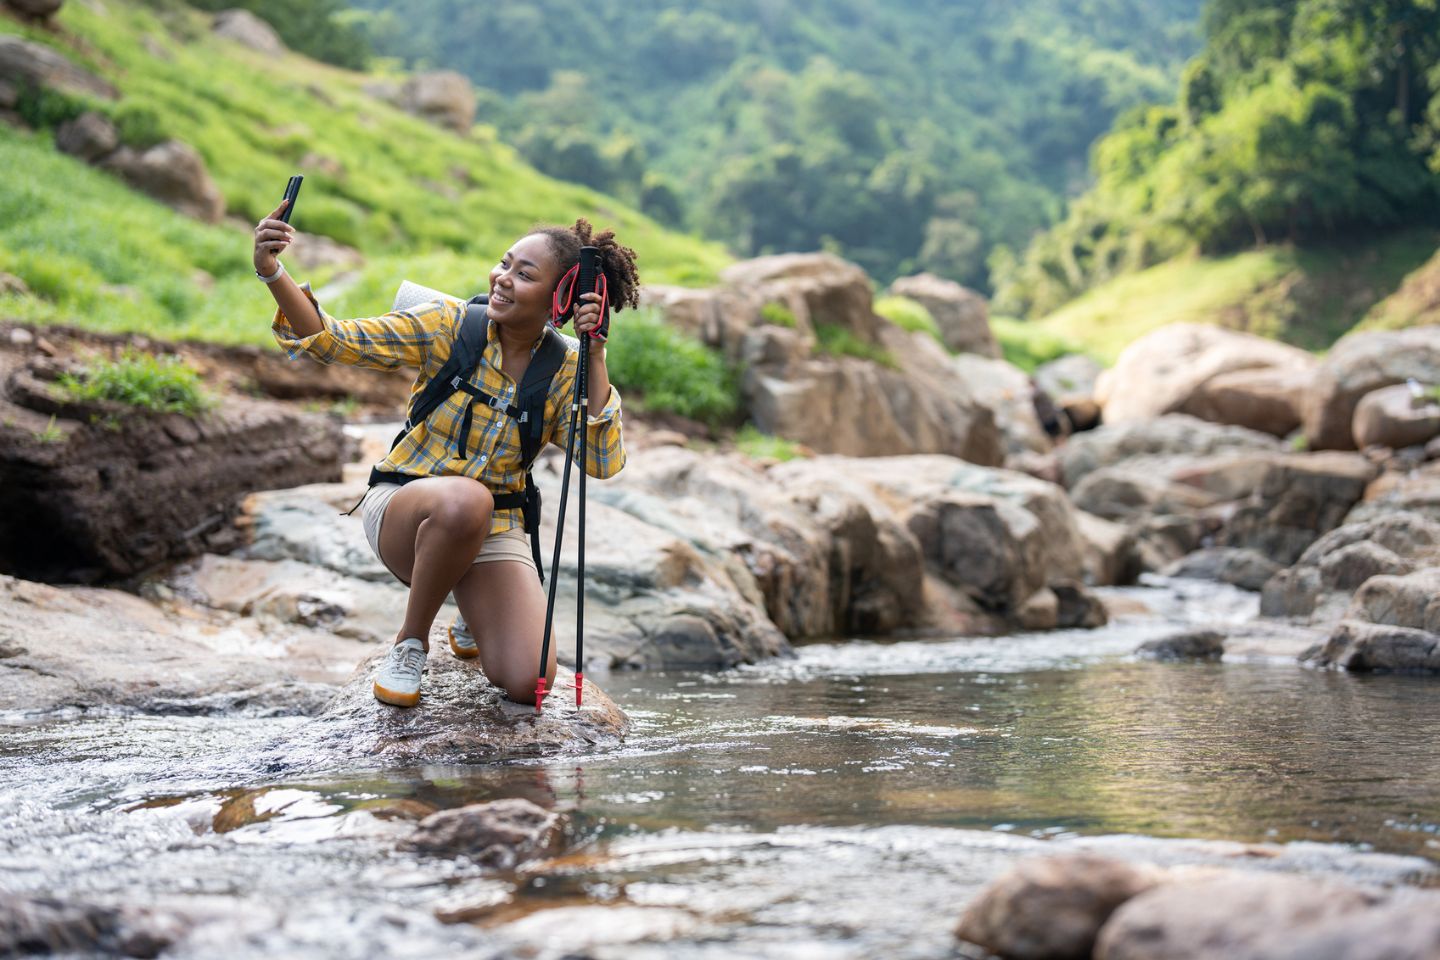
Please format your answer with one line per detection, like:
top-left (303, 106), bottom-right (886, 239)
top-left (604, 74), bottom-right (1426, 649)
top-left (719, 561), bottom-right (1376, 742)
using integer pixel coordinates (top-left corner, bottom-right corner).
top-left (451, 559), bottom-right (556, 704)
top-left (376, 477), bottom-right (493, 649)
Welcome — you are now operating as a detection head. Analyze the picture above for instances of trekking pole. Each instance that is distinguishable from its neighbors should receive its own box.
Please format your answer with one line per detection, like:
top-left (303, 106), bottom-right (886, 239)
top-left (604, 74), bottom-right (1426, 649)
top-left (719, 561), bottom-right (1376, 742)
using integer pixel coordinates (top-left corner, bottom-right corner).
top-left (536, 246), bottom-right (601, 713)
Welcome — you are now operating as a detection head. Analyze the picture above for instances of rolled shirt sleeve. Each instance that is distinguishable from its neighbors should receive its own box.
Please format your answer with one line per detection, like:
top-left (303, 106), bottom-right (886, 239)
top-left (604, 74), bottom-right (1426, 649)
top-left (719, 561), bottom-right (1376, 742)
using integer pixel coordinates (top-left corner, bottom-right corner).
top-left (272, 286), bottom-right (460, 372)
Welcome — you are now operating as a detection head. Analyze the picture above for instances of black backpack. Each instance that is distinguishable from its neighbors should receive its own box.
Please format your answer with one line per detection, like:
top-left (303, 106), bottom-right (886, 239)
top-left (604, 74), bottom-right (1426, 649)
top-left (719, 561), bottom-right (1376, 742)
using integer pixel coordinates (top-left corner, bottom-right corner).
top-left (366, 295), bottom-right (568, 582)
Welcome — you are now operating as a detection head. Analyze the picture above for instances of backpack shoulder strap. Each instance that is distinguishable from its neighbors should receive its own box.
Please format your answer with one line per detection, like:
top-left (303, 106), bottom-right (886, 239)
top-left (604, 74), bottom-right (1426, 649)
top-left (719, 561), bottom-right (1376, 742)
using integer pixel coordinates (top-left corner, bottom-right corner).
top-left (514, 328), bottom-right (569, 466)
top-left (403, 297), bottom-right (489, 431)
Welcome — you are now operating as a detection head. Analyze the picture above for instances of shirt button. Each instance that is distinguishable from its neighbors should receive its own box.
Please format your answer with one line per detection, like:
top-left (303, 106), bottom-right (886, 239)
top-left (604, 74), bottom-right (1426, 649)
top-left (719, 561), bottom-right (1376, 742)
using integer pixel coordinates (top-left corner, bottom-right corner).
top-left (479, 455), bottom-right (488, 464)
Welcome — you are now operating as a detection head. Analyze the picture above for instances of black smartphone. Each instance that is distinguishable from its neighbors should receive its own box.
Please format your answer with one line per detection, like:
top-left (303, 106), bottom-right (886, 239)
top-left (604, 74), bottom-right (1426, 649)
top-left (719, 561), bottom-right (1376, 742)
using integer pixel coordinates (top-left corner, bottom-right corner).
top-left (279, 174), bottom-right (303, 224)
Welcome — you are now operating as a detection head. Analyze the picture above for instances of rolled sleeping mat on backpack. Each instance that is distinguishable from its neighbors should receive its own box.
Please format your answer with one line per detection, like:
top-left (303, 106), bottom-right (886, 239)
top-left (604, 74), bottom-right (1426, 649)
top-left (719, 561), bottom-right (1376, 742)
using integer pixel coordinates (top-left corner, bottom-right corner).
top-left (393, 279), bottom-right (457, 313)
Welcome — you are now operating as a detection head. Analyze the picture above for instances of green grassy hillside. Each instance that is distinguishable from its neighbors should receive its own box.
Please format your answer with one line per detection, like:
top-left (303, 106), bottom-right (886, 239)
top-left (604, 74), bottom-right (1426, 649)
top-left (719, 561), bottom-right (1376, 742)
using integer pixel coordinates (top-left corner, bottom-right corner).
top-left (1028, 230), bottom-right (1440, 363)
top-left (1, 0), bottom-right (728, 347)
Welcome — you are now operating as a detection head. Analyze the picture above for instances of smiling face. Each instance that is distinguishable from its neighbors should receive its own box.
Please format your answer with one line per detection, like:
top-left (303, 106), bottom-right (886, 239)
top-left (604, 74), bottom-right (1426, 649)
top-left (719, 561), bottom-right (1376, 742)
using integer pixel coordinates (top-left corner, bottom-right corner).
top-left (487, 234), bottom-right (561, 329)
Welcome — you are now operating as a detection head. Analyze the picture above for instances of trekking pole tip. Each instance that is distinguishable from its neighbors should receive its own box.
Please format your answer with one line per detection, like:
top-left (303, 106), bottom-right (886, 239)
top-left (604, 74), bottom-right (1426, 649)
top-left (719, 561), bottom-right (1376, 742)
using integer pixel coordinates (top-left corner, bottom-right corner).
top-left (535, 677), bottom-right (547, 714)
top-left (575, 672), bottom-right (583, 708)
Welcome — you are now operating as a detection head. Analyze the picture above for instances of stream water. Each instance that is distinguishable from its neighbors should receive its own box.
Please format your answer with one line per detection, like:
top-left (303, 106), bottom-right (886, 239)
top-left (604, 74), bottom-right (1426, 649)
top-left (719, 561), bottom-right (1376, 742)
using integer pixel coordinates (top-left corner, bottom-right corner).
top-left (3, 578), bottom-right (1438, 958)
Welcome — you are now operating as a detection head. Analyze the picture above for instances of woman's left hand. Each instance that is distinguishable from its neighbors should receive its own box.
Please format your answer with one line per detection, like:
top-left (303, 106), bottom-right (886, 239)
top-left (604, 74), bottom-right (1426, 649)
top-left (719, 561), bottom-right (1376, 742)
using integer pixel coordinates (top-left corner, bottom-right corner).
top-left (573, 291), bottom-right (609, 350)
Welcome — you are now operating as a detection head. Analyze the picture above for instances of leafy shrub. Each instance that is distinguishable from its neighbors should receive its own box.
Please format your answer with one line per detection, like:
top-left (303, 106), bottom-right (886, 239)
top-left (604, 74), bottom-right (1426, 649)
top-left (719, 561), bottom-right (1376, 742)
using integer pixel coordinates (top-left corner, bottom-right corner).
top-left (735, 424), bottom-right (805, 462)
top-left (57, 351), bottom-right (212, 416)
top-left (814, 323), bottom-right (896, 368)
top-left (112, 103), bottom-right (169, 149)
top-left (15, 86), bottom-right (91, 130)
top-left (874, 294), bottom-right (942, 345)
top-left (759, 301), bottom-right (797, 327)
top-left (605, 308), bottom-right (738, 424)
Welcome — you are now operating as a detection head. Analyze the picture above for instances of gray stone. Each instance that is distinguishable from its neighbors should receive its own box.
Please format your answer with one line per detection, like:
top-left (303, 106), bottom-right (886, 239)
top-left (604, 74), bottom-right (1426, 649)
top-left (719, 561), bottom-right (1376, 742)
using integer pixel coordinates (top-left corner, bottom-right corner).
top-left (1220, 452), bottom-right (1379, 565)
top-left (1034, 354), bottom-right (1103, 404)
top-left (1071, 467), bottom-right (1219, 523)
top-left (398, 70), bottom-right (476, 134)
top-left (1308, 618), bottom-right (1440, 674)
top-left (100, 140), bottom-right (225, 223)
top-left (887, 272), bottom-right (999, 357)
top-left (1163, 547), bottom-right (1280, 592)
top-left (1267, 897), bottom-right (1440, 960)
top-left (212, 9), bottom-right (285, 54)
top-left (1136, 628), bottom-right (1225, 661)
top-left (1352, 383), bottom-right (1440, 450)
top-left (0, 35), bottom-right (117, 102)
top-left (1060, 415), bottom-right (1281, 488)
top-left (54, 110), bottom-right (117, 163)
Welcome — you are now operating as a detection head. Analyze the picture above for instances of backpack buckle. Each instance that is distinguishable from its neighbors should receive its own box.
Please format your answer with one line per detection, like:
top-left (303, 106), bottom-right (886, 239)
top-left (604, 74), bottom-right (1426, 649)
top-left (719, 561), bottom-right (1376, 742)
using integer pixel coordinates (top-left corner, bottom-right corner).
top-left (450, 375), bottom-right (464, 389)
top-left (516, 411), bottom-right (529, 424)
top-left (486, 394), bottom-right (506, 412)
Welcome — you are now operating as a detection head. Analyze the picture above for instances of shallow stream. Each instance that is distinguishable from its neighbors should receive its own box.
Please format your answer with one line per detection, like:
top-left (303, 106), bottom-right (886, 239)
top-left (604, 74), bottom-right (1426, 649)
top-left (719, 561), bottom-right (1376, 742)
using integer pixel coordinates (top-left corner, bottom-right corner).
top-left (3, 579), bottom-right (1438, 958)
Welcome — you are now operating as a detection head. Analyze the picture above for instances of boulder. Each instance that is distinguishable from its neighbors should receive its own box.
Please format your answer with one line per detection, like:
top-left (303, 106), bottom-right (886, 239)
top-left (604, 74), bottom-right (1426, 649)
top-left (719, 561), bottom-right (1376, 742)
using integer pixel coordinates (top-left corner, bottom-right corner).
top-left (399, 798), bottom-right (564, 867)
top-left (1304, 326), bottom-right (1440, 450)
top-left (54, 110), bottom-right (118, 163)
top-left (1094, 873), bottom-right (1376, 960)
top-left (1070, 466), bottom-right (1219, 523)
top-left (1053, 579), bottom-right (1108, 629)
top-left (955, 854), bottom-right (1159, 960)
top-left (1136, 628), bottom-right (1225, 660)
top-left (212, 9), bottom-right (285, 54)
top-left (1307, 619), bottom-right (1440, 674)
top-left (1094, 324), bottom-right (1315, 431)
top-left (1181, 365), bottom-right (1312, 438)
top-left (4, 0), bottom-right (64, 18)
top-left (644, 255), bottom-right (1005, 463)
top-left (1346, 567), bottom-right (1440, 634)
top-left (1346, 461), bottom-right (1440, 526)
top-left (0, 363), bottom-right (347, 582)
top-left (282, 232), bottom-right (365, 273)
top-left (1352, 383), bottom-right (1440, 450)
top-left (259, 650), bottom-right (629, 773)
top-left (1220, 453), bottom-right (1379, 565)
top-left (1034, 354), bottom-right (1103, 405)
top-left (887, 272), bottom-right (999, 357)
top-left (950, 353), bottom-right (1050, 456)
top-left (1060, 415), bottom-right (1281, 488)
top-left (722, 254), bottom-right (881, 350)
top-left (1260, 512), bottom-right (1440, 622)
top-left (1075, 510), bottom-right (1139, 587)
top-left (398, 70), bottom-right (476, 134)
top-left (100, 140), bottom-right (225, 223)
top-left (0, 574), bottom-right (365, 717)
top-left (0, 36), bottom-right (117, 102)
top-left (1163, 547), bottom-right (1280, 592)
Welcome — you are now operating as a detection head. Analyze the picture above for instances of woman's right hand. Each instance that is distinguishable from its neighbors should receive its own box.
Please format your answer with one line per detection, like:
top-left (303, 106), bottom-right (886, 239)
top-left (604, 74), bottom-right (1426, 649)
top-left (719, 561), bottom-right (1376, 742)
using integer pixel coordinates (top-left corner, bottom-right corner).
top-left (252, 199), bottom-right (295, 275)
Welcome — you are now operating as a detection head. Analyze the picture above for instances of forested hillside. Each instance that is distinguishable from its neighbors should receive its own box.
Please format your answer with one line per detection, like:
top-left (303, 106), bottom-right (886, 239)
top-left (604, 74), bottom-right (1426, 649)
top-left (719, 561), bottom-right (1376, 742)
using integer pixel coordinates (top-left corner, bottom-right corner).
top-left (998, 0), bottom-right (1440, 320)
top-left (344, 0), bottom-right (1203, 287)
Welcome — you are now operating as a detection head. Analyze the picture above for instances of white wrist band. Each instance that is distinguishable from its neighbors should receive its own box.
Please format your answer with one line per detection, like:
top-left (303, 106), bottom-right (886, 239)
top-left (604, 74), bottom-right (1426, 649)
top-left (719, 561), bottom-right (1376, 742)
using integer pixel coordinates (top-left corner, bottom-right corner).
top-left (256, 262), bottom-right (285, 284)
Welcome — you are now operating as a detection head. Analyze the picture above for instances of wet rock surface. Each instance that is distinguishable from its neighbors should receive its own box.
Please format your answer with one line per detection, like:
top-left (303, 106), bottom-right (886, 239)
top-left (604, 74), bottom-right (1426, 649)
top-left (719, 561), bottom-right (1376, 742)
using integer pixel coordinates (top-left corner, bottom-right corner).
top-left (0, 574), bottom-right (364, 717)
top-left (400, 797), bottom-right (565, 866)
top-left (956, 854), bottom-right (1160, 960)
top-left (264, 652), bottom-right (629, 772)
top-left (958, 852), bottom-right (1440, 960)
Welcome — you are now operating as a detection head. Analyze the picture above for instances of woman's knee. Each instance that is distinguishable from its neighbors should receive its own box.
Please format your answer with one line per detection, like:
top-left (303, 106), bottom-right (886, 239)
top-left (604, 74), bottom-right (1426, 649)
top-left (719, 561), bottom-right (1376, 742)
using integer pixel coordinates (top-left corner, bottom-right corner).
top-left (428, 481), bottom-right (494, 536)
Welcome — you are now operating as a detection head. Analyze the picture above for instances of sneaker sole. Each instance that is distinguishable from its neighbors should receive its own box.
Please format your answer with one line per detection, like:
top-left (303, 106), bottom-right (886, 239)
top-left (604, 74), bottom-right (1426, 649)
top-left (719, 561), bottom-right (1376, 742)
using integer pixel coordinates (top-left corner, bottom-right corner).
top-left (373, 681), bottom-right (421, 707)
top-left (448, 626), bottom-right (479, 660)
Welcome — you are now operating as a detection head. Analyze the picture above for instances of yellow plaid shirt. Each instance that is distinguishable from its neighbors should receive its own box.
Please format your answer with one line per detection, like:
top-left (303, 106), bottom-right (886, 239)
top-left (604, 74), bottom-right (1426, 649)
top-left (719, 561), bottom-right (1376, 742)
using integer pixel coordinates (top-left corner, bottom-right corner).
top-left (273, 289), bottom-right (626, 534)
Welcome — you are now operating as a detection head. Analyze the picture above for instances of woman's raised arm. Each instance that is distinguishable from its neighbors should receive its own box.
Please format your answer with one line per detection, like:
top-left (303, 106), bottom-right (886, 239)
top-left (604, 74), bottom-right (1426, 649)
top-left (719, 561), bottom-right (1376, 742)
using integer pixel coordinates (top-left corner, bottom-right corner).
top-left (253, 199), bottom-right (321, 337)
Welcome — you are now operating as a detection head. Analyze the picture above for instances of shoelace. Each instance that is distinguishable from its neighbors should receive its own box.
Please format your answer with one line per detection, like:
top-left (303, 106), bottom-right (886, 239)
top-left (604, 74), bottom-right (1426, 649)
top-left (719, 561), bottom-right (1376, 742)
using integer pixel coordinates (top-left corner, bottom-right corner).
top-left (387, 645), bottom-right (425, 680)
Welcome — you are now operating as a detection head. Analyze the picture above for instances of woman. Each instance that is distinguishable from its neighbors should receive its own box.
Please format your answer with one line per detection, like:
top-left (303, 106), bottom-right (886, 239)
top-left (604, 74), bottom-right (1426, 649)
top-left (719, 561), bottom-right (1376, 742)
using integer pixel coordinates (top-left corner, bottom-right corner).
top-left (253, 203), bottom-right (638, 708)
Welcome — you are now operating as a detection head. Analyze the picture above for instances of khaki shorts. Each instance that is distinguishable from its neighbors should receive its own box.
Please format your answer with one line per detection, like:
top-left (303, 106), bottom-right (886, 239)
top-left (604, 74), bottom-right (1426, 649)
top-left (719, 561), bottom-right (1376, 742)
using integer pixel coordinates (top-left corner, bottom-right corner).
top-left (360, 482), bottom-right (536, 584)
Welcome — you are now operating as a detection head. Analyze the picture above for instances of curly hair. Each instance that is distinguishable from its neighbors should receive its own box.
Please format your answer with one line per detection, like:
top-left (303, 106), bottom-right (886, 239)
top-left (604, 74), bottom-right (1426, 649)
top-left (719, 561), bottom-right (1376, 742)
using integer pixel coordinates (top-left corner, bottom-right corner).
top-left (530, 218), bottom-right (641, 314)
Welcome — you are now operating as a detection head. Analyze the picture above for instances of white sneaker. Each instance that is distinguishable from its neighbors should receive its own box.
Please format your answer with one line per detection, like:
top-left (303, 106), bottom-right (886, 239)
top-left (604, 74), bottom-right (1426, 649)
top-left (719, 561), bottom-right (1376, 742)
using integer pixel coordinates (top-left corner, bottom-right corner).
top-left (373, 637), bottom-right (426, 707)
top-left (448, 615), bottom-right (478, 659)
